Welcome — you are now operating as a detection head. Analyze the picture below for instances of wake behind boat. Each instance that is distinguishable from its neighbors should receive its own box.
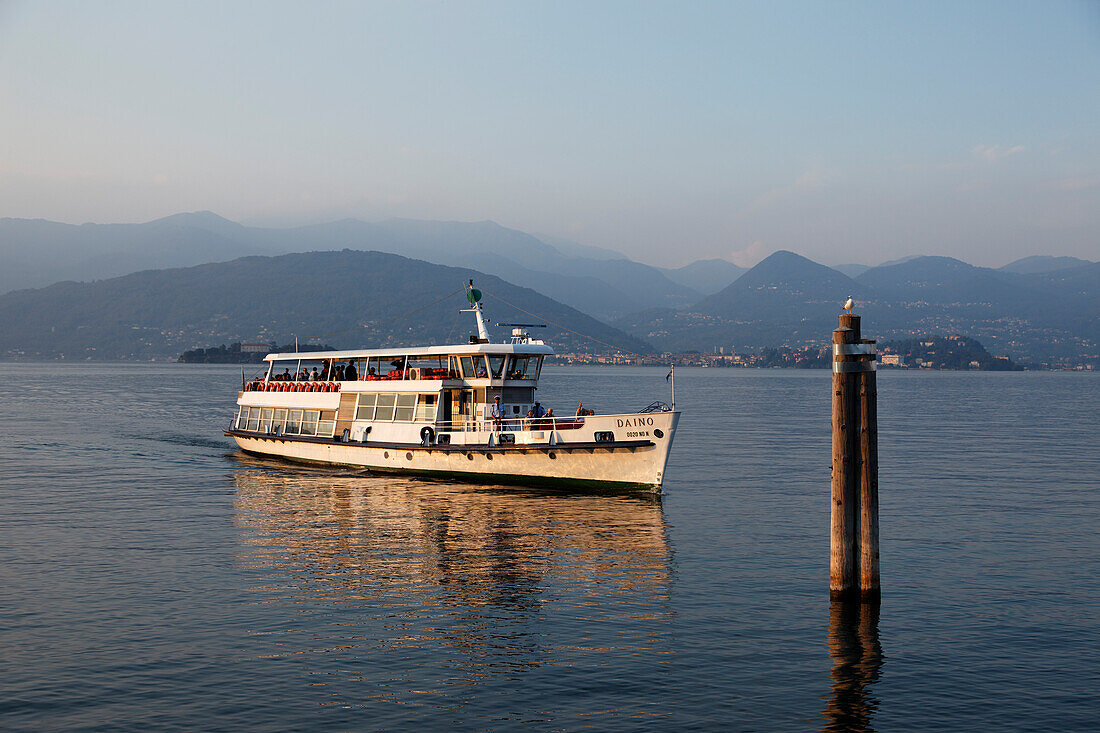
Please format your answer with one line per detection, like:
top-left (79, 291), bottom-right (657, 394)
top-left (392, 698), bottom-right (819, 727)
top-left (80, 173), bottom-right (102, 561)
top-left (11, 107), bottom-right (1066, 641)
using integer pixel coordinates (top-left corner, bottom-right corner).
top-left (226, 282), bottom-right (679, 490)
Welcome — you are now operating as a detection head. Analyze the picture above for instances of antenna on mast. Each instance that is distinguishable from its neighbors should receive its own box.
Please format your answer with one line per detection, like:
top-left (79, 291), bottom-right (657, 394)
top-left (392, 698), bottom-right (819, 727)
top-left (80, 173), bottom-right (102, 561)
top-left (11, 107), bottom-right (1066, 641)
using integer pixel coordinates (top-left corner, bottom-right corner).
top-left (463, 280), bottom-right (491, 343)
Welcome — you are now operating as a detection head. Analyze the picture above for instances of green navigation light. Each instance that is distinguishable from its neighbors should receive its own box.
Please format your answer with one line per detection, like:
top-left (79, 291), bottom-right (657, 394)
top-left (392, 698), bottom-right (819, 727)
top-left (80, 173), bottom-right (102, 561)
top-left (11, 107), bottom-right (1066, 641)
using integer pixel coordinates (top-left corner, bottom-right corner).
top-left (466, 288), bottom-right (482, 303)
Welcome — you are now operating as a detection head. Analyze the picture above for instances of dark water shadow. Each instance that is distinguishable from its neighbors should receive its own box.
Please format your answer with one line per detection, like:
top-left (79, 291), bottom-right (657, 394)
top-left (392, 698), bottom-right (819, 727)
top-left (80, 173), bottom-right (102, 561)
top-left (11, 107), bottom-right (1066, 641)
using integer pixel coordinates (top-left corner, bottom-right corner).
top-left (823, 601), bottom-right (884, 732)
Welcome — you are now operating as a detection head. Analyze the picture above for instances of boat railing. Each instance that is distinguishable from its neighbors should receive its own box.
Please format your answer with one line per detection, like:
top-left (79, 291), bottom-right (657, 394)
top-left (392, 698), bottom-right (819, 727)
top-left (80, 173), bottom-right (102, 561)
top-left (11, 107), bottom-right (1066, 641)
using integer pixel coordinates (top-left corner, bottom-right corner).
top-left (434, 416), bottom-right (587, 434)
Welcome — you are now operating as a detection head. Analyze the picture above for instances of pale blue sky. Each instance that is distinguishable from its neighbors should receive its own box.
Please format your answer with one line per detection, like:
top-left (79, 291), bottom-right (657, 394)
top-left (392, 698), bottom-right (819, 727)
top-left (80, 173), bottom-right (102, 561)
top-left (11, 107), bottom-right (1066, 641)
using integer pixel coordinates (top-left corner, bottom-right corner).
top-left (1, 0), bottom-right (1097, 267)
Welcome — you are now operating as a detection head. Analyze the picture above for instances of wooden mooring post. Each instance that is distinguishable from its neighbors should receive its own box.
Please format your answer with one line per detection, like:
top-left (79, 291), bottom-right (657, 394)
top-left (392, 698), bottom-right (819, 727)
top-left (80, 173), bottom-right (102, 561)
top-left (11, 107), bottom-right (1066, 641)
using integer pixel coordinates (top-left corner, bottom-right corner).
top-left (830, 313), bottom-right (880, 601)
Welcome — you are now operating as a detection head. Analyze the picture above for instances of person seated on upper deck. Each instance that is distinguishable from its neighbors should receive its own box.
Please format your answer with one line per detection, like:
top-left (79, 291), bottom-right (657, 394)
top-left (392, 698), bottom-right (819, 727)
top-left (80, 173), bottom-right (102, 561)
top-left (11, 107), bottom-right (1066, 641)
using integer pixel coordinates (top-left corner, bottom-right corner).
top-left (320, 360), bottom-right (331, 380)
top-left (309, 367), bottom-right (319, 381)
top-left (344, 362), bottom-right (358, 381)
top-left (334, 364), bottom-right (345, 381)
top-left (280, 368), bottom-right (291, 381)
top-left (367, 367), bottom-right (377, 379)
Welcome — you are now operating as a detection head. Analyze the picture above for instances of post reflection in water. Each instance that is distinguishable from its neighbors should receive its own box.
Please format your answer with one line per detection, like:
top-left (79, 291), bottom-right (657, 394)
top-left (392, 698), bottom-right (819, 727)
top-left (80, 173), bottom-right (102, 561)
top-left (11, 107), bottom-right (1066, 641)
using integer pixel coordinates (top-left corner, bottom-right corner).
top-left (231, 465), bottom-right (672, 721)
top-left (823, 601), bottom-right (884, 732)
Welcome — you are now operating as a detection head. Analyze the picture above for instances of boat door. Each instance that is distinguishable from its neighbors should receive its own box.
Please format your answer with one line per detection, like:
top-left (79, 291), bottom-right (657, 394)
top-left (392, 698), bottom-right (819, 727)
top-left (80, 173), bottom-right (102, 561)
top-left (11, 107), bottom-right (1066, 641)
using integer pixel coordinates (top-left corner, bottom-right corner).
top-left (440, 390), bottom-right (453, 425)
top-left (453, 389), bottom-right (474, 428)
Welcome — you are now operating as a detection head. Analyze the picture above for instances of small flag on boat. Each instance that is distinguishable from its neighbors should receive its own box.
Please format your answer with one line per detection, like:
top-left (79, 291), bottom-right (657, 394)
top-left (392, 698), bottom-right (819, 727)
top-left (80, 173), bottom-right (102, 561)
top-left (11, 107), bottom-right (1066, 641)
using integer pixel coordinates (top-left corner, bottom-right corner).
top-left (666, 365), bottom-right (673, 382)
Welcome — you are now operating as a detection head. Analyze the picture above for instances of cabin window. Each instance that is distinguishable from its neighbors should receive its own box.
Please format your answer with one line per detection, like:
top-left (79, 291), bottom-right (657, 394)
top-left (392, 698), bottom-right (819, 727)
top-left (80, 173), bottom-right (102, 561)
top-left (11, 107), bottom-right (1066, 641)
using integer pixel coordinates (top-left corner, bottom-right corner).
top-left (287, 410), bottom-right (303, 434)
top-left (351, 392), bottom-right (438, 422)
top-left (459, 356), bottom-right (488, 379)
top-left (273, 409), bottom-right (287, 429)
top-left (374, 393), bottom-right (397, 421)
top-left (506, 355), bottom-right (537, 380)
top-left (301, 410), bottom-right (320, 436)
top-left (246, 408), bottom-right (261, 432)
top-left (394, 393), bottom-right (417, 421)
top-left (355, 393), bottom-right (377, 420)
top-left (488, 355), bottom-right (506, 378)
top-left (416, 394), bottom-right (437, 421)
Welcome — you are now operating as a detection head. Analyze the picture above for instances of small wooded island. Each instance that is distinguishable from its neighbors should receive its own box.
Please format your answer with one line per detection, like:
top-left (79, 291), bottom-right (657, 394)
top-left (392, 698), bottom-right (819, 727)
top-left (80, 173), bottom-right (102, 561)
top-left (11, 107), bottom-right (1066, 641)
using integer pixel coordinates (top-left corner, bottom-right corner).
top-left (179, 341), bottom-right (335, 364)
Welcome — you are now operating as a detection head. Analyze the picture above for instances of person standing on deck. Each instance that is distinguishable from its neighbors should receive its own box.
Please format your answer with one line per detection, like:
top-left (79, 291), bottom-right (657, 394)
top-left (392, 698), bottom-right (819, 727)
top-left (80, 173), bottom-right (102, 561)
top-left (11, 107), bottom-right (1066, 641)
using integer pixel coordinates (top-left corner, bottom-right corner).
top-left (490, 396), bottom-right (506, 432)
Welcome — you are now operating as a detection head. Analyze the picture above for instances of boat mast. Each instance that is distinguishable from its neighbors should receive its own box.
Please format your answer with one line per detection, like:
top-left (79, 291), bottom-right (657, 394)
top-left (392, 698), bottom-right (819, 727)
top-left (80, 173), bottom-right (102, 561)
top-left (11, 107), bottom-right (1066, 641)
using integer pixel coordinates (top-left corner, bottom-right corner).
top-left (465, 280), bottom-right (491, 343)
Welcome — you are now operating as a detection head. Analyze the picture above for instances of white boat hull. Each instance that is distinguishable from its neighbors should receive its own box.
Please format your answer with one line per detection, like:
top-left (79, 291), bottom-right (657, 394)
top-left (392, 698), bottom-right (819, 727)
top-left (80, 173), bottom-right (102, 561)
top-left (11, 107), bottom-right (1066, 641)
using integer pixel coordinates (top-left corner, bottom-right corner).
top-left (229, 412), bottom-right (679, 491)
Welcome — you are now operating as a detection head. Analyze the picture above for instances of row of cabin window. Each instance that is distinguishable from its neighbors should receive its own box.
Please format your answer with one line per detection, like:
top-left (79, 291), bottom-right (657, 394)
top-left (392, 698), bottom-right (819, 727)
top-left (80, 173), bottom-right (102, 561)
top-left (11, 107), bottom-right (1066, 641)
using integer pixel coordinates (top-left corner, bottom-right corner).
top-left (355, 392), bottom-right (437, 422)
top-left (238, 407), bottom-right (334, 437)
top-left (451, 354), bottom-right (540, 380)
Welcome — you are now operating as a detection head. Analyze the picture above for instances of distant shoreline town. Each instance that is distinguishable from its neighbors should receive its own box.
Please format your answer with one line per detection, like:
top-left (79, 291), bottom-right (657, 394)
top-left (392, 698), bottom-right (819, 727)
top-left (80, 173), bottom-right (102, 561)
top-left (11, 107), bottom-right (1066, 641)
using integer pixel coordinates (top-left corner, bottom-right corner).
top-left (549, 334), bottom-right (1090, 371)
top-left (173, 335), bottom-right (1096, 371)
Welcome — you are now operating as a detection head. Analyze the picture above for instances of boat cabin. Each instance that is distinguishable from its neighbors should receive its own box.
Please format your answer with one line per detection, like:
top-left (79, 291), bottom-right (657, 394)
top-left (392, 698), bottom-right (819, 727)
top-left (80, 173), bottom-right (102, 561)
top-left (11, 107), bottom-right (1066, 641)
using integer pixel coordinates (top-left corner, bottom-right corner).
top-left (235, 342), bottom-right (555, 445)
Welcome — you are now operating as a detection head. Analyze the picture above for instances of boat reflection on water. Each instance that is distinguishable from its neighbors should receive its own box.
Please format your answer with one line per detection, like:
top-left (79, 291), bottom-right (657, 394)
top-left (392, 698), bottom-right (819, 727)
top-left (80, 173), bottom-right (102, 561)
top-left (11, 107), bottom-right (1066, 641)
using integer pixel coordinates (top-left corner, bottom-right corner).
top-left (822, 601), bottom-right (884, 732)
top-left (230, 458), bottom-right (672, 715)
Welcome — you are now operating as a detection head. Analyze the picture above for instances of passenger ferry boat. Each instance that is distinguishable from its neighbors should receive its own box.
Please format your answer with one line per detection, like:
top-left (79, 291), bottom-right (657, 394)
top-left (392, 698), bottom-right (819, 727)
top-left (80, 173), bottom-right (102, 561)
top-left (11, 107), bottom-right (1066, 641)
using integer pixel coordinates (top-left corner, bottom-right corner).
top-left (226, 283), bottom-right (679, 490)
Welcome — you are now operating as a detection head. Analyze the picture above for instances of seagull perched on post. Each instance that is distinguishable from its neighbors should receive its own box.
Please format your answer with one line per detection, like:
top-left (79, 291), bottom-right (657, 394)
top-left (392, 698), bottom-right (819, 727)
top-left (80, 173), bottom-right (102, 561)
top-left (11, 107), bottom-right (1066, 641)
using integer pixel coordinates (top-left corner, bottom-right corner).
top-left (843, 296), bottom-right (854, 313)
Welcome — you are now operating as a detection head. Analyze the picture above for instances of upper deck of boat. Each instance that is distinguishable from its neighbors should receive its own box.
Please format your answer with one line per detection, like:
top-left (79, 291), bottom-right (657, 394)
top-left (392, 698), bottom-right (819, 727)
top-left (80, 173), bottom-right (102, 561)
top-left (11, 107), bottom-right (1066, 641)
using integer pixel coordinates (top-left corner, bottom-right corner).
top-left (264, 341), bottom-right (555, 363)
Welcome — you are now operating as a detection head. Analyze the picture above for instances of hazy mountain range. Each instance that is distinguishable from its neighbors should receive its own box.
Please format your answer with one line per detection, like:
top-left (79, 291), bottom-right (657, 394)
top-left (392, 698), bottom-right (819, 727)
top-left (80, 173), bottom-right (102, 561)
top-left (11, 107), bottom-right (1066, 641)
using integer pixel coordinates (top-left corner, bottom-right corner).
top-left (0, 213), bottom-right (1095, 363)
top-left (0, 213), bottom-right (702, 319)
top-left (615, 251), bottom-right (1099, 364)
top-left (0, 250), bottom-right (652, 360)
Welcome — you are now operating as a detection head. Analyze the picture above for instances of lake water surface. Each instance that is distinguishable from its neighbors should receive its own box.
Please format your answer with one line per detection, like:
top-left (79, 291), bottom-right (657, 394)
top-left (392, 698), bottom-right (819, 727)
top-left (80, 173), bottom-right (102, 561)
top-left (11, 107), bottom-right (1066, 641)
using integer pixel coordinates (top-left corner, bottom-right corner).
top-left (2, 364), bottom-right (1097, 731)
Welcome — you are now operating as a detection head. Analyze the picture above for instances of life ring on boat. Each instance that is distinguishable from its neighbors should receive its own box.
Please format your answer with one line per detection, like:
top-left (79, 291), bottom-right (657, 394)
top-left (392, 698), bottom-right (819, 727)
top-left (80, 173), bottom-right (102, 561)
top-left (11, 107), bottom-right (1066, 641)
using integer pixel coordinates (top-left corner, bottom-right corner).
top-left (420, 426), bottom-right (435, 445)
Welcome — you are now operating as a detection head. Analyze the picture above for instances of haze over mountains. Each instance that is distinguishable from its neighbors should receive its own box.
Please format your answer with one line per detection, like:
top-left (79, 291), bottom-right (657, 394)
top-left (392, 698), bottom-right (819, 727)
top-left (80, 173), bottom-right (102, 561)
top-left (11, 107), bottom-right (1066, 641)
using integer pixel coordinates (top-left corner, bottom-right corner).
top-left (0, 250), bottom-right (653, 360)
top-left (0, 212), bottom-right (1095, 364)
top-left (0, 213), bottom-right (699, 319)
top-left (615, 251), bottom-right (1098, 364)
